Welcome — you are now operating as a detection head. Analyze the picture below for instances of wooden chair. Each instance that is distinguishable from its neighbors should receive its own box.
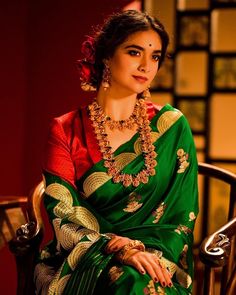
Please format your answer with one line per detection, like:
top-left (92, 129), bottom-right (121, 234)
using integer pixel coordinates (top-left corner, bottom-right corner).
top-left (198, 163), bottom-right (236, 295)
top-left (0, 196), bottom-right (27, 245)
top-left (8, 181), bottom-right (45, 295)
top-left (8, 163), bottom-right (236, 295)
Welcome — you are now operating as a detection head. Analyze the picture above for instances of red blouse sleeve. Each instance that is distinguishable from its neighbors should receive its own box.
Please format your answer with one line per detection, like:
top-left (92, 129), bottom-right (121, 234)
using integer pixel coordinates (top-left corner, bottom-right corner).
top-left (42, 117), bottom-right (76, 188)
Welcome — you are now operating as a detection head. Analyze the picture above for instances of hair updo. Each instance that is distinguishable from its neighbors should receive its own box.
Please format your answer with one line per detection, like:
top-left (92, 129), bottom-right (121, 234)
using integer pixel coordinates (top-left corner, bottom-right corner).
top-left (77, 10), bottom-right (169, 91)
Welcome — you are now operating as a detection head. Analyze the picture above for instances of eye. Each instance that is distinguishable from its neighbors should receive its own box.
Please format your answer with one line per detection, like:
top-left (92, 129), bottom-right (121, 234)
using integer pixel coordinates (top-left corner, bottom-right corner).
top-left (152, 54), bottom-right (161, 62)
top-left (128, 50), bottom-right (141, 57)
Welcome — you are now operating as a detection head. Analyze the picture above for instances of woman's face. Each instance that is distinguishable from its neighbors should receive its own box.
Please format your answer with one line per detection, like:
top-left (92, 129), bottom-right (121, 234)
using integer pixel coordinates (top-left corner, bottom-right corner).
top-left (107, 29), bottom-right (162, 96)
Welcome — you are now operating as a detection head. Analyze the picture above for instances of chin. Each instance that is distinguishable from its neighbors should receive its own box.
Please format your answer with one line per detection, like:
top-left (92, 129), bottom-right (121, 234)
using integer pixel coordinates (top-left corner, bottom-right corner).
top-left (130, 86), bottom-right (146, 94)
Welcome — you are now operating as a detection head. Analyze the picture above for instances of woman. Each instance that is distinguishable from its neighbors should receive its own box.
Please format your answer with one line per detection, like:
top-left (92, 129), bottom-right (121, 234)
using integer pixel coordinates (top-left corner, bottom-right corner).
top-left (34, 10), bottom-right (198, 295)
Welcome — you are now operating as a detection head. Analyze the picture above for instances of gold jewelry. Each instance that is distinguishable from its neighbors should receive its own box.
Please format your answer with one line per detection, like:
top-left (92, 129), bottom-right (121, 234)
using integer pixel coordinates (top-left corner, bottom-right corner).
top-left (88, 99), bottom-right (157, 187)
top-left (103, 101), bottom-right (139, 131)
top-left (81, 82), bottom-right (97, 92)
top-left (116, 240), bottom-right (145, 263)
top-left (102, 63), bottom-right (111, 90)
top-left (120, 249), bottom-right (140, 264)
top-left (140, 87), bottom-right (151, 100)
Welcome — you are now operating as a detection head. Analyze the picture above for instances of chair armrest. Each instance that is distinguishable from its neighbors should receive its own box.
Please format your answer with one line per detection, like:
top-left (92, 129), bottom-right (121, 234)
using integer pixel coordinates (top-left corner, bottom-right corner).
top-left (8, 221), bottom-right (44, 295)
top-left (9, 181), bottom-right (45, 255)
top-left (8, 180), bottom-right (45, 295)
top-left (199, 217), bottom-right (236, 267)
top-left (9, 221), bottom-right (43, 255)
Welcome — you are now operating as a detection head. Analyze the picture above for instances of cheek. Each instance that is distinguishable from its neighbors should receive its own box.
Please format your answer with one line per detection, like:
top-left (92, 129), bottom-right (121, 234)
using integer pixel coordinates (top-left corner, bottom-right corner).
top-left (110, 57), bottom-right (131, 77)
top-left (151, 64), bottom-right (158, 77)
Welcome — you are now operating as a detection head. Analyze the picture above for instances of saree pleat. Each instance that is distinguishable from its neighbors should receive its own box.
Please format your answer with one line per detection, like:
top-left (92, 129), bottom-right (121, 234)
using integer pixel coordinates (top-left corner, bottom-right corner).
top-left (34, 104), bottom-right (198, 295)
top-left (63, 236), bottom-right (113, 295)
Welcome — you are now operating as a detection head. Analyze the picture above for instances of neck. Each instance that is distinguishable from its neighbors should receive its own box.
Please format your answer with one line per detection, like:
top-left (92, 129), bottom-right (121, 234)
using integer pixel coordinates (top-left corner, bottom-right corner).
top-left (96, 87), bottom-right (138, 121)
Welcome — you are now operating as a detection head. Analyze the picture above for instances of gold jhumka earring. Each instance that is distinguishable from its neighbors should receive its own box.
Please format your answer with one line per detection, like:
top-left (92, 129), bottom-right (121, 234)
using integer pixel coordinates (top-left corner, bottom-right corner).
top-left (141, 86), bottom-right (151, 100)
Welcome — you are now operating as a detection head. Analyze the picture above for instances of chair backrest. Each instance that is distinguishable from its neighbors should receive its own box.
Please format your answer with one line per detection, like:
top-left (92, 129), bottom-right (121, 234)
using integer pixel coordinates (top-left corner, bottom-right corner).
top-left (198, 162), bottom-right (236, 295)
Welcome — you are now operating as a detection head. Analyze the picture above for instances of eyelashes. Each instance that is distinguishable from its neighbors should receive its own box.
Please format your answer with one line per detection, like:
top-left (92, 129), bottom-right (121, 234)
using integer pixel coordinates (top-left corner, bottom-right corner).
top-left (152, 55), bottom-right (161, 62)
top-left (127, 50), bottom-right (161, 62)
top-left (128, 50), bottom-right (140, 56)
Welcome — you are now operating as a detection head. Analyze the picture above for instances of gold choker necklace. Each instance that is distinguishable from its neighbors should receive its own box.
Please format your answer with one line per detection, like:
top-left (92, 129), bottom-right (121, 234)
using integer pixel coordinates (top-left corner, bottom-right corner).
top-left (88, 99), bottom-right (157, 187)
top-left (105, 102), bottom-right (139, 131)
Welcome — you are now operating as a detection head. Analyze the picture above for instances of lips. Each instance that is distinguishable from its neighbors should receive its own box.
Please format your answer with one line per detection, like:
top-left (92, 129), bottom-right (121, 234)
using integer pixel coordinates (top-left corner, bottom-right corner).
top-left (132, 75), bottom-right (148, 83)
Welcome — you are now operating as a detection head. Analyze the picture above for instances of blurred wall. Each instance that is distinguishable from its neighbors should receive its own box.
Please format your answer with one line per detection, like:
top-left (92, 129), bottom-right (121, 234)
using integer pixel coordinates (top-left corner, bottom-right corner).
top-left (0, 0), bottom-right (133, 196)
top-left (0, 1), bottom-right (134, 293)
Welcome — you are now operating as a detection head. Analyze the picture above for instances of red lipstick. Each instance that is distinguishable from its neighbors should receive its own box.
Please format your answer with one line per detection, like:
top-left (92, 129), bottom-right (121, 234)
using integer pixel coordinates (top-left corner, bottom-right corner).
top-left (132, 75), bottom-right (148, 83)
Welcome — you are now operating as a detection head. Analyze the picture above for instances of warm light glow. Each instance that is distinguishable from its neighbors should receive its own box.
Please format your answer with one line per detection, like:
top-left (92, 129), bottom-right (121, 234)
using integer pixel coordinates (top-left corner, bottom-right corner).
top-left (123, 0), bottom-right (141, 11)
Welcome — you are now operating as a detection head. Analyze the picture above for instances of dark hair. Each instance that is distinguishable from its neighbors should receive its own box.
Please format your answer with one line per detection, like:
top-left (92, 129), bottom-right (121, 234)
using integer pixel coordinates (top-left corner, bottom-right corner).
top-left (80, 10), bottom-right (169, 90)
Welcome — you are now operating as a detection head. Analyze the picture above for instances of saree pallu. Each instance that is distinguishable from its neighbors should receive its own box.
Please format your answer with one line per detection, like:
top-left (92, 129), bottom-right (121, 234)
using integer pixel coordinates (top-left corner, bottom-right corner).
top-left (34, 104), bottom-right (199, 295)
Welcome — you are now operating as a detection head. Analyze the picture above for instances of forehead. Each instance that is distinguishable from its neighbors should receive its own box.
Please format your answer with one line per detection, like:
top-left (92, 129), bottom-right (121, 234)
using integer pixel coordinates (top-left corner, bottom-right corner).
top-left (121, 29), bottom-right (162, 49)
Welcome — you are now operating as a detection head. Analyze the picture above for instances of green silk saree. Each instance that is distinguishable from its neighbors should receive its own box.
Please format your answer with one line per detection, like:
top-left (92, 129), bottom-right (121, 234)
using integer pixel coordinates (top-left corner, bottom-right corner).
top-left (35, 104), bottom-right (198, 295)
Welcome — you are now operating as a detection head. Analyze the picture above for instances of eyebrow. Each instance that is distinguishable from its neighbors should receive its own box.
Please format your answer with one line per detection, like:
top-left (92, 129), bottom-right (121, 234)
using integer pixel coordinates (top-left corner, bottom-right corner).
top-left (124, 44), bottom-right (162, 54)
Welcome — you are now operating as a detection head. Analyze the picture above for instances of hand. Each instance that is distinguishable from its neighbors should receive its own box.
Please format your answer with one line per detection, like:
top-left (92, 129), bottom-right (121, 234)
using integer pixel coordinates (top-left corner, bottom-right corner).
top-left (121, 249), bottom-right (173, 288)
top-left (105, 235), bottom-right (132, 254)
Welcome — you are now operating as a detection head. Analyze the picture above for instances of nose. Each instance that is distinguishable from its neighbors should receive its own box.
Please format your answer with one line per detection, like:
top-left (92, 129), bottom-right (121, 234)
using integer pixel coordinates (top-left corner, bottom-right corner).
top-left (138, 55), bottom-right (150, 73)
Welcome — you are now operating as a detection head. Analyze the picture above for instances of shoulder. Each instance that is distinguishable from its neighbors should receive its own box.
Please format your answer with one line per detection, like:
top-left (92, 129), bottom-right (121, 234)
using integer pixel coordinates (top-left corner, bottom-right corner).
top-left (50, 106), bottom-right (86, 130)
top-left (147, 101), bottom-right (184, 121)
top-left (48, 107), bottom-right (84, 144)
top-left (52, 109), bottom-right (81, 128)
top-left (151, 103), bottom-right (191, 133)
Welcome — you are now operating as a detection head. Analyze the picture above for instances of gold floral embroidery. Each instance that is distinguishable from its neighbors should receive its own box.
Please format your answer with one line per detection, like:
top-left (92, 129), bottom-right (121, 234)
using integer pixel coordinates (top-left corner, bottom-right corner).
top-left (46, 183), bottom-right (73, 215)
top-left (34, 263), bottom-right (57, 294)
top-left (157, 110), bottom-right (182, 134)
top-left (179, 244), bottom-right (188, 270)
top-left (134, 109), bottom-right (182, 155)
top-left (82, 109), bottom-right (182, 195)
top-left (134, 132), bottom-right (160, 154)
top-left (144, 255), bottom-right (192, 289)
top-left (114, 152), bottom-right (138, 170)
top-left (176, 269), bottom-right (192, 289)
top-left (175, 225), bottom-right (192, 235)
top-left (48, 263), bottom-right (65, 295)
top-left (108, 266), bottom-right (124, 284)
top-left (123, 192), bottom-right (143, 213)
top-left (161, 256), bottom-right (192, 288)
top-left (177, 148), bottom-right (189, 173)
top-left (143, 280), bottom-right (166, 295)
top-left (83, 172), bottom-right (112, 197)
top-left (67, 241), bottom-right (93, 271)
top-left (152, 202), bottom-right (166, 223)
top-left (189, 212), bottom-right (196, 221)
top-left (46, 183), bottom-right (100, 252)
top-left (67, 206), bottom-right (99, 234)
top-left (54, 274), bottom-right (71, 294)
top-left (143, 280), bottom-right (158, 295)
top-left (157, 286), bottom-right (165, 295)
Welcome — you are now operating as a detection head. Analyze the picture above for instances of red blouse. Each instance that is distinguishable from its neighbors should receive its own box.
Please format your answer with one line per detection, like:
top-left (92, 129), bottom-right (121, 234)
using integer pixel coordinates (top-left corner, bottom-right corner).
top-left (43, 102), bottom-right (159, 188)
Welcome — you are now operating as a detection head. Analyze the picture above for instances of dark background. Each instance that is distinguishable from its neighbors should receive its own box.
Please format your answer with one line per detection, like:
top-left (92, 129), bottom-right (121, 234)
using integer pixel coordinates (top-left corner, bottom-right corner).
top-left (0, 1), bottom-right (134, 293)
top-left (0, 0), bottom-right (134, 196)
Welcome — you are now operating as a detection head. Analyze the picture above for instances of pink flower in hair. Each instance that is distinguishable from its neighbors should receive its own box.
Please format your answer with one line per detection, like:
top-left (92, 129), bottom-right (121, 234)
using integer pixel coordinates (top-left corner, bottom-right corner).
top-left (76, 60), bottom-right (95, 83)
top-left (81, 36), bottom-right (95, 63)
top-left (76, 35), bottom-right (97, 91)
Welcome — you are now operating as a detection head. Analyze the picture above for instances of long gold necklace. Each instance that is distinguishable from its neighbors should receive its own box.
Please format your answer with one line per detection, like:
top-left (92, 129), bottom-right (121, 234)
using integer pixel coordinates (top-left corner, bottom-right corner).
top-left (88, 98), bottom-right (157, 187)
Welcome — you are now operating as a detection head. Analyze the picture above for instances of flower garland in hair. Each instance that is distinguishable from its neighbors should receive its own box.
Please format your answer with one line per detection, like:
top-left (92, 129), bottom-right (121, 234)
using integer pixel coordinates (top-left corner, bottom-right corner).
top-left (76, 35), bottom-right (97, 91)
